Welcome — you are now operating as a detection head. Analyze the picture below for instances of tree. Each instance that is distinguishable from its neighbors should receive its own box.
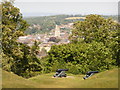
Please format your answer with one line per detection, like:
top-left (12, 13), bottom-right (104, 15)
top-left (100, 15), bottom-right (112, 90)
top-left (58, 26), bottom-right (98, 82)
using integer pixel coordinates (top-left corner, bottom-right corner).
top-left (2, 1), bottom-right (29, 55)
top-left (71, 15), bottom-right (119, 43)
top-left (47, 15), bottom-right (119, 74)
top-left (48, 37), bottom-right (61, 43)
top-left (48, 42), bottom-right (115, 74)
top-left (2, 1), bottom-right (42, 78)
top-left (70, 14), bottom-right (119, 65)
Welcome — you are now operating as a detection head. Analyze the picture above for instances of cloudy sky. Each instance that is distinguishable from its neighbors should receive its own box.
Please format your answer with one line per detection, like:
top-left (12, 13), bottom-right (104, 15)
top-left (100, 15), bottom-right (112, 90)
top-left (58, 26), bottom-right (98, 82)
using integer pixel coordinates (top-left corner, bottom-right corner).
top-left (14, 0), bottom-right (119, 17)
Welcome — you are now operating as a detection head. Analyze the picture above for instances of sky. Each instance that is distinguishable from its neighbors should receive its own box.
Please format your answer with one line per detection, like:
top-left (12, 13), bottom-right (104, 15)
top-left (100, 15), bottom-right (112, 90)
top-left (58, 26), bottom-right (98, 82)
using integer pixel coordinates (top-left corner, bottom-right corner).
top-left (13, 0), bottom-right (119, 17)
top-left (14, 0), bottom-right (119, 2)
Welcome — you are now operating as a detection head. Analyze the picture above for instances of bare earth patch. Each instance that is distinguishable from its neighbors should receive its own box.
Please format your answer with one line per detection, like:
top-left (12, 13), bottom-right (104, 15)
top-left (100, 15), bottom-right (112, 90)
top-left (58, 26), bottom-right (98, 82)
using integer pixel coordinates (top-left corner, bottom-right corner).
top-left (52, 76), bottom-right (75, 78)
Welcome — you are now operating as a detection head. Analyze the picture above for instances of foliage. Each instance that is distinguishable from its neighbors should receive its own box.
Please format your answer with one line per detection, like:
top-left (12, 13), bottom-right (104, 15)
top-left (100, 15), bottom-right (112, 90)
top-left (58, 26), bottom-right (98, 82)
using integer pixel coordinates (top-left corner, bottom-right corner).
top-left (1, 1), bottom-right (42, 78)
top-left (31, 40), bottom-right (40, 55)
top-left (48, 42), bottom-right (115, 74)
top-left (71, 15), bottom-right (118, 43)
top-left (47, 15), bottom-right (119, 74)
top-left (48, 37), bottom-right (61, 43)
top-left (24, 15), bottom-right (85, 34)
top-left (70, 14), bottom-right (119, 65)
top-left (24, 15), bottom-right (118, 35)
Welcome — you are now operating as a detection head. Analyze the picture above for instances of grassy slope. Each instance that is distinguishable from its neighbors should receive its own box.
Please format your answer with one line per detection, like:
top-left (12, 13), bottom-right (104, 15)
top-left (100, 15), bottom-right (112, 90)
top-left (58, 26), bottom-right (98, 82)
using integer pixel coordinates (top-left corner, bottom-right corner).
top-left (0, 69), bottom-right (2, 89)
top-left (2, 70), bottom-right (41, 88)
top-left (2, 68), bottom-right (118, 88)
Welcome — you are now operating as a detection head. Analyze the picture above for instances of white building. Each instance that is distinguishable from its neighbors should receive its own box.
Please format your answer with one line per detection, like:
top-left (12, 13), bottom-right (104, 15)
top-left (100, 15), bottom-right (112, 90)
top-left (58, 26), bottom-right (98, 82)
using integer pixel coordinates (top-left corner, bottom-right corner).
top-left (54, 25), bottom-right (60, 37)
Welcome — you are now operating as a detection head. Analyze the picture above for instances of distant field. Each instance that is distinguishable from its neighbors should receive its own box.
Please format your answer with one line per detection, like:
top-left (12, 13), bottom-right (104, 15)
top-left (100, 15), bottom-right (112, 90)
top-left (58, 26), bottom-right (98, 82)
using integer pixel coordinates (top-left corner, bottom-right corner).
top-left (2, 68), bottom-right (118, 88)
top-left (65, 17), bottom-right (86, 20)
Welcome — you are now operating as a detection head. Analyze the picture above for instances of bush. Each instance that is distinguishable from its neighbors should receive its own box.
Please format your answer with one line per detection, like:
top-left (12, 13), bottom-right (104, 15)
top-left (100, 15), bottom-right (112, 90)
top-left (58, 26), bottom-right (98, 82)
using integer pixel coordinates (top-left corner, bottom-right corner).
top-left (47, 42), bottom-right (116, 74)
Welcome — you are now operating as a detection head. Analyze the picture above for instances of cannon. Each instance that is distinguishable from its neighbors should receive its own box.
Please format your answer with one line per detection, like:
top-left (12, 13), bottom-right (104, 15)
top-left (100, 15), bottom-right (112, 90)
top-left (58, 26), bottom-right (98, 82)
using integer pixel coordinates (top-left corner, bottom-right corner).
top-left (53, 69), bottom-right (68, 77)
top-left (83, 71), bottom-right (99, 80)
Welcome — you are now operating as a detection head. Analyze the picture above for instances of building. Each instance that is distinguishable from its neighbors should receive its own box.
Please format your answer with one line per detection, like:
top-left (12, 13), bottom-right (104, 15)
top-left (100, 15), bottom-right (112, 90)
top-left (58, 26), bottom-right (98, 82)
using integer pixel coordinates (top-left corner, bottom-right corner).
top-left (54, 25), bottom-right (60, 37)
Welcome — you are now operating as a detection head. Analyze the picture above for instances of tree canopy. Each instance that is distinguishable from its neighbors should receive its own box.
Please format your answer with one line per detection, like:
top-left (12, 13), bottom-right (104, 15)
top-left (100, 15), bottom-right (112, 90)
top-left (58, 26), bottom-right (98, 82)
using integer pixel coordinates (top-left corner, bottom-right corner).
top-left (47, 15), bottom-right (119, 74)
top-left (2, 1), bottom-right (42, 78)
top-left (70, 14), bottom-right (119, 65)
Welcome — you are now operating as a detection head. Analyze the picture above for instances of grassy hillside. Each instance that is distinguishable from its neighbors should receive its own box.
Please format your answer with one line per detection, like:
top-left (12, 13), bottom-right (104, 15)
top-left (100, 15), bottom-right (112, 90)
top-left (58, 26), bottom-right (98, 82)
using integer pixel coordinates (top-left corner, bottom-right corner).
top-left (2, 68), bottom-right (118, 88)
top-left (24, 15), bottom-right (84, 34)
top-left (0, 69), bottom-right (2, 89)
top-left (24, 15), bottom-right (118, 35)
top-left (2, 70), bottom-right (40, 88)
top-left (29, 68), bottom-right (118, 88)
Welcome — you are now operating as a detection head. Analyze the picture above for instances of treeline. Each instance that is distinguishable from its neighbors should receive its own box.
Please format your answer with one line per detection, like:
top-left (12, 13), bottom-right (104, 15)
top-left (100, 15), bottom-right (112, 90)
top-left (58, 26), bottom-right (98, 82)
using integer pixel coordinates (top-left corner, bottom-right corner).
top-left (45, 14), bottom-right (119, 74)
top-left (24, 15), bottom-right (118, 35)
top-left (24, 14), bottom-right (85, 34)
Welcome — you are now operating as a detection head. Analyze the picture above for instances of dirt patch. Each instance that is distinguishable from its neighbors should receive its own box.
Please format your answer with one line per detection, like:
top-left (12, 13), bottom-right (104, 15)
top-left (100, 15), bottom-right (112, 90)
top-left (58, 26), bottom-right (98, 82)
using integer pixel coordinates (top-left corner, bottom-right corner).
top-left (52, 76), bottom-right (75, 78)
top-left (66, 76), bottom-right (75, 78)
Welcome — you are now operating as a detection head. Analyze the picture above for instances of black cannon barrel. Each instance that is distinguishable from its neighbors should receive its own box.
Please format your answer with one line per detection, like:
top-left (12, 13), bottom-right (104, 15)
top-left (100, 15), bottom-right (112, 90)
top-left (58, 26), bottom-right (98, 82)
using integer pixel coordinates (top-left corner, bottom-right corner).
top-left (56, 69), bottom-right (68, 72)
top-left (86, 71), bottom-right (99, 74)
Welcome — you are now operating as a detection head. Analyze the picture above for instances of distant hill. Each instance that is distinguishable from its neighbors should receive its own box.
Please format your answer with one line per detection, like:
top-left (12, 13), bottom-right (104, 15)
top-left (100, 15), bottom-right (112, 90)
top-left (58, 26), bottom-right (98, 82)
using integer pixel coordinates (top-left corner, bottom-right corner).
top-left (65, 17), bottom-right (86, 20)
top-left (2, 68), bottom-right (118, 88)
top-left (24, 15), bottom-right (118, 35)
top-left (24, 14), bottom-right (85, 35)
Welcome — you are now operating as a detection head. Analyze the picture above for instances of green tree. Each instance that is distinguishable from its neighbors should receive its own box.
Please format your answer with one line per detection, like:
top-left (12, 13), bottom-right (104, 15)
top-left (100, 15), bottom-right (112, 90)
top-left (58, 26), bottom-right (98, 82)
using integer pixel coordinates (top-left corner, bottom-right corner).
top-left (48, 42), bottom-right (115, 74)
top-left (71, 15), bottom-right (119, 43)
top-left (2, 1), bottom-right (42, 78)
top-left (47, 15), bottom-right (119, 74)
top-left (70, 14), bottom-right (119, 65)
top-left (2, 1), bottom-right (28, 56)
top-left (48, 37), bottom-right (61, 43)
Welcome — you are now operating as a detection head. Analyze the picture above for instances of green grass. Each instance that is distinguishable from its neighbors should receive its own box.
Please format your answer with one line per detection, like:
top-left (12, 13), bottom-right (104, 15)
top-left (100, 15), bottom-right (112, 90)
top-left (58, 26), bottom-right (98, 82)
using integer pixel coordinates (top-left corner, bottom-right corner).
top-left (2, 68), bottom-right (118, 88)
top-left (2, 70), bottom-right (41, 88)
top-left (0, 68), bottom-right (2, 89)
